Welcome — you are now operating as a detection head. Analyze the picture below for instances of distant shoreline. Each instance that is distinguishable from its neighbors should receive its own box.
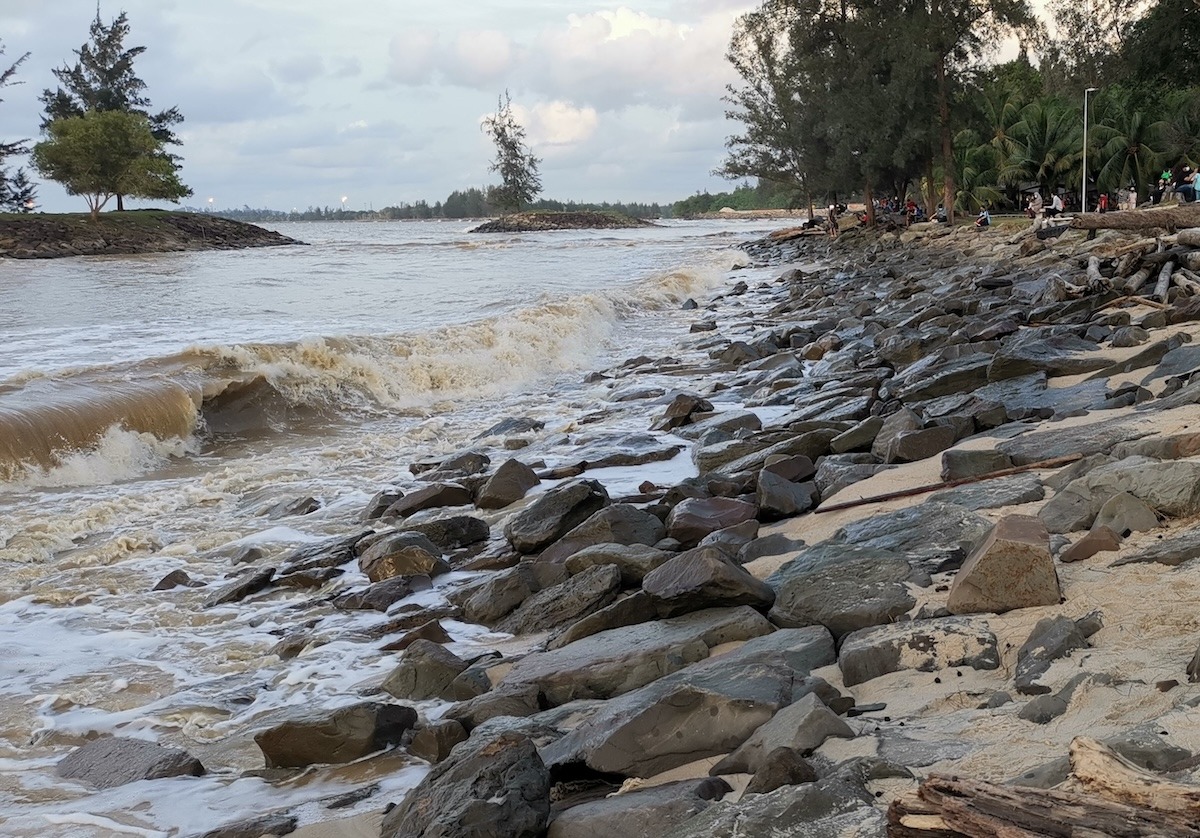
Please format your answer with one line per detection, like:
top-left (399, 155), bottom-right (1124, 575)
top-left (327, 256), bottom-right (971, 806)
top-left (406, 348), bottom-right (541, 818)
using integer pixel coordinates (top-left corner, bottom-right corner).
top-left (0, 210), bottom-right (305, 259)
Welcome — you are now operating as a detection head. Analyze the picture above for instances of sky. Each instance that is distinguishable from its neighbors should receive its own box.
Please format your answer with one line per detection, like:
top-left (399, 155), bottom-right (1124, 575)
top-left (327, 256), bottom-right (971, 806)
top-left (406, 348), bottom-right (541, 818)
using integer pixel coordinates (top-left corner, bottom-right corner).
top-left (0, 1), bottom-right (772, 213)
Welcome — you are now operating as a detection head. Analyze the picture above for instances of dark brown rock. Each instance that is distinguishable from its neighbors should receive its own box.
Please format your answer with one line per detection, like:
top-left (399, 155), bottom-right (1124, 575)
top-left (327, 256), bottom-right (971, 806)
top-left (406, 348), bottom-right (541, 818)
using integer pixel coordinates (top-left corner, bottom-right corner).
top-left (383, 482), bottom-right (473, 519)
top-left (476, 459), bottom-right (541, 510)
top-left (253, 702), bottom-right (417, 768)
top-left (642, 546), bottom-right (775, 617)
top-left (408, 719), bottom-right (469, 764)
top-left (504, 479), bottom-right (610, 554)
top-left (381, 640), bottom-right (469, 701)
top-left (57, 737), bottom-right (204, 789)
top-left (666, 497), bottom-right (758, 548)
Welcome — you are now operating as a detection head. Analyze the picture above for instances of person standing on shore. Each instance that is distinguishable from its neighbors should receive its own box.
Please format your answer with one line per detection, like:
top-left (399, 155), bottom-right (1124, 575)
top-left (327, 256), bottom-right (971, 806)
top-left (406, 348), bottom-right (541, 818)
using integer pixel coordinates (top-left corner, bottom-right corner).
top-left (1098, 192), bottom-right (1109, 212)
top-left (827, 204), bottom-right (839, 238)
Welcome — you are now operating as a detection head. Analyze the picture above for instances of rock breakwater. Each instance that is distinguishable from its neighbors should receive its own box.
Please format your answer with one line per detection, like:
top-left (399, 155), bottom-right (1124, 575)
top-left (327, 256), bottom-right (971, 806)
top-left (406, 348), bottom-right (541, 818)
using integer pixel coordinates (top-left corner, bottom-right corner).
top-left (40, 218), bottom-right (1200, 836)
top-left (470, 210), bottom-right (656, 233)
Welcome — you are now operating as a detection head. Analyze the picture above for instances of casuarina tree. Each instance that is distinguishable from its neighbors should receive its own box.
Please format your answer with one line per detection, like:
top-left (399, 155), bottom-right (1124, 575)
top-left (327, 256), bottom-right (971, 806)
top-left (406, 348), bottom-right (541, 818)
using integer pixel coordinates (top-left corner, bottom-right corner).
top-left (0, 40), bottom-right (37, 212)
top-left (483, 91), bottom-right (541, 213)
top-left (40, 8), bottom-right (185, 210)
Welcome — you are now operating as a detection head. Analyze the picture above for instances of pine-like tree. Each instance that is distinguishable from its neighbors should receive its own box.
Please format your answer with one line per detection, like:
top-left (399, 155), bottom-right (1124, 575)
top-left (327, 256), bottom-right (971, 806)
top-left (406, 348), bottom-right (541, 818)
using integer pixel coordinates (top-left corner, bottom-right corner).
top-left (40, 9), bottom-right (185, 210)
top-left (483, 91), bottom-right (542, 213)
top-left (0, 40), bottom-right (37, 212)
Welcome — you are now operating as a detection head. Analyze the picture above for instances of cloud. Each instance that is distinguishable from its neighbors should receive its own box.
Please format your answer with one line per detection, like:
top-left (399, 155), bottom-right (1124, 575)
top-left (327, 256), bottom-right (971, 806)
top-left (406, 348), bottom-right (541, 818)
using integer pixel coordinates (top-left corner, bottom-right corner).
top-left (268, 53), bottom-right (327, 85)
top-left (443, 30), bottom-right (516, 88)
top-left (388, 28), bottom-right (439, 84)
top-left (515, 100), bottom-right (599, 149)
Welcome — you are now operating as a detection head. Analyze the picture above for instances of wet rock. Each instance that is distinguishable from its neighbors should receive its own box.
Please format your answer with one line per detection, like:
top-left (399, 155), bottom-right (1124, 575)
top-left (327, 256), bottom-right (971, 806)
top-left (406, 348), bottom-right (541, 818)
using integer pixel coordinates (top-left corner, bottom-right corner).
top-left (444, 685), bottom-right (544, 731)
top-left (712, 693), bottom-right (853, 775)
top-left (192, 813), bottom-right (297, 838)
top-left (381, 618), bottom-right (453, 651)
top-left (419, 450), bottom-right (491, 482)
top-left (254, 702), bottom-right (417, 768)
top-left (988, 332), bottom-right (1111, 381)
top-left (940, 449), bottom-right (1014, 481)
top-left (383, 482), bottom-right (473, 519)
top-left (333, 574), bottom-right (432, 612)
top-left (830, 416), bottom-right (884, 453)
top-left (496, 563), bottom-right (622, 635)
top-left (453, 561), bottom-right (569, 625)
top-left (497, 606), bottom-right (774, 706)
top-left (398, 514), bottom-right (490, 550)
top-left (356, 531), bottom-right (448, 583)
top-left (870, 408), bottom-right (921, 460)
top-left (699, 519), bottom-right (761, 556)
top-left (767, 544), bottom-right (917, 640)
top-left (408, 719), bottom-right (469, 764)
top-left (742, 748), bottom-right (818, 795)
top-left (895, 354), bottom-right (993, 402)
top-left (362, 489), bottom-right (404, 521)
top-left (275, 566), bottom-right (343, 589)
top-left (547, 778), bottom-right (724, 838)
top-left (643, 546), bottom-right (776, 617)
top-left (278, 532), bottom-right (367, 573)
top-left (381, 639), bottom-right (469, 701)
top-left (1015, 615), bottom-right (1094, 695)
top-left (381, 731), bottom-right (550, 838)
top-left (481, 416), bottom-right (546, 437)
top-left (563, 543), bottom-right (671, 586)
top-left (540, 504), bottom-right (666, 564)
top-left (547, 591), bottom-right (660, 650)
top-left (204, 567), bottom-right (275, 607)
top-left (666, 497), bottom-right (758, 548)
top-left (738, 532), bottom-right (805, 564)
top-left (947, 515), bottom-right (1061, 615)
top-left (475, 459), bottom-right (541, 510)
top-left (838, 617), bottom-right (1000, 687)
top-left (1059, 526), bottom-right (1122, 563)
top-left (930, 474), bottom-right (1045, 511)
top-left (540, 658), bottom-right (794, 778)
top-left (756, 471), bottom-right (818, 520)
top-left (815, 458), bottom-right (895, 499)
top-left (652, 393), bottom-right (715, 431)
top-left (153, 569), bottom-right (203, 590)
top-left (505, 479), bottom-right (610, 554)
top-left (672, 410), bottom-right (762, 442)
top-left (713, 429), bottom-right (841, 480)
top-left (57, 737), bottom-right (204, 789)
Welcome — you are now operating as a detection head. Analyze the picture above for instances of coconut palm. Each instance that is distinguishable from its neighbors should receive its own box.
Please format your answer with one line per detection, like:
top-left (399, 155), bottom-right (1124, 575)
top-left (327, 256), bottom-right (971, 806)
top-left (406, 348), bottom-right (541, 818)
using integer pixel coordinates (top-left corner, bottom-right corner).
top-left (1090, 89), bottom-right (1165, 198)
top-left (1001, 96), bottom-right (1081, 195)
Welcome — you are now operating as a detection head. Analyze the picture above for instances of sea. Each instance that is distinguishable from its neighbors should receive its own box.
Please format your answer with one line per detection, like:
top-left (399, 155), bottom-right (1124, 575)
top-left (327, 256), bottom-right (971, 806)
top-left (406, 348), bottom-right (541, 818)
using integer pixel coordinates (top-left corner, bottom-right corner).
top-left (0, 217), bottom-right (797, 836)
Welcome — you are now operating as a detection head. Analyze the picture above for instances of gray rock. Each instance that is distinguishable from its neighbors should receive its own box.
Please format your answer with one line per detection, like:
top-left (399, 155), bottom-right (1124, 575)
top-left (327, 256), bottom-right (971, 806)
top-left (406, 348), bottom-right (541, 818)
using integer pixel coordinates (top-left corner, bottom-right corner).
top-left (381, 731), bottom-right (550, 838)
top-left (1110, 325), bottom-right (1150, 347)
top-left (204, 567), bottom-right (275, 607)
top-left (767, 545), bottom-right (917, 640)
top-left (357, 531), bottom-right (447, 583)
top-left (742, 748), bottom-right (818, 794)
top-left (454, 561), bottom-right (570, 625)
top-left (334, 574), bottom-right (432, 612)
top-left (564, 543), bottom-right (672, 585)
top-left (496, 563), bottom-right (622, 635)
top-left (1014, 616), bottom-right (1090, 695)
top-left (384, 482), bottom-right (473, 519)
top-left (815, 458), bottom-right (895, 499)
top-left (708, 625), bottom-right (837, 676)
top-left (191, 813), bottom-right (297, 838)
top-left (877, 734), bottom-right (974, 767)
top-left (1093, 491), bottom-right (1159, 535)
top-left (666, 497), bottom-right (758, 547)
top-left (712, 693), bottom-right (853, 774)
top-left (870, 408), bottom-right (922, 460)
top-left (829, 501), bottom-right (992, 575)
top-left (547, 779), bottom-right (724, 838)
top-left (940, 449), bottom-right (1014, 481)
top-left (756, 471), bottom-right (818, 519)
top-left (1018, 673), bottom-right (1091, 724)
top-left (548, 591), bottom-right (659, 650)
top-left (931, 475), bottom-right (1045, 511)
top-left (1038, 457), bottom-right (1200, 533)
top-left (540, 504), bottom-right (666, 564)
top-left (999, 416), bottom-right (1149, 466)
top-left (540, 659), bottom-right (794, 778)
top-left (476, 459), bottom-right (541, 510)
top-left (718, 429), bottom-right (841, 480)
top-left (839, 617), bottom-right (1000, 687)
top-left (57, 737), bottom-right (204, 789)
top-left (738, 533), bottom-right (806, 564)
top-left (643, 546), bottom-right (776, 617)
top-left (699, 519), bottom-right (762, 556)
top-left (505, 480), bottom-right (610, 554)
top-left (254, 702), bottom-right (417, 768)
top-left (381, 639), bottom-right (469, 701)
top-left (444, 686), bottom-right (543, 732)
top-left (409, 719), bottom-right (469, 764)
top-left (496, 606), bottom-right (775, 707)
top-left (947, 515), bottom-right (1061, 615)
top-left (885, 425), bottom-right (958, 464)
top-left (398, 515), bottom-right (491, 550)
top-left (988, 332), bottom-right (1111, 381)
top-left (830, 417), bottom-right (884, 454)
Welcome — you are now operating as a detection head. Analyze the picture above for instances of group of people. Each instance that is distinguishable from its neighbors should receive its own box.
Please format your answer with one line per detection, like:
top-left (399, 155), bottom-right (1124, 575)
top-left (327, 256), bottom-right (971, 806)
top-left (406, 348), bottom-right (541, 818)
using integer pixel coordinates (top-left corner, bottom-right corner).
top-left (1023, 192), bottom-right (1065, 220)
top-left (1149, 166), bottom-right (1197, 205)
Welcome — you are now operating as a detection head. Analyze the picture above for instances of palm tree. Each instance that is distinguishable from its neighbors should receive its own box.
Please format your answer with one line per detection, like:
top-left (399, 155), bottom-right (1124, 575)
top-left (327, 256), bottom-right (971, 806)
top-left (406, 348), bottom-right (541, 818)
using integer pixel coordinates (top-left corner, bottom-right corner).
top-left (1090, 89), bottom-right (1165, 198)
top-left (954, 128), bottom-right (1005, 212)
top-left (1001, 96), bottom-right (1080, 196)
top-left (1157, 87), bottom-right (1200, 172)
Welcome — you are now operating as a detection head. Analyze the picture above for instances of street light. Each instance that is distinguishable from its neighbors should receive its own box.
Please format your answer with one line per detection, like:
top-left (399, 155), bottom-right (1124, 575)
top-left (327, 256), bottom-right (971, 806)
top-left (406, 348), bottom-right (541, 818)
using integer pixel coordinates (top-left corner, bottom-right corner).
top-left (1082, 87), bottom-right (1098, 212)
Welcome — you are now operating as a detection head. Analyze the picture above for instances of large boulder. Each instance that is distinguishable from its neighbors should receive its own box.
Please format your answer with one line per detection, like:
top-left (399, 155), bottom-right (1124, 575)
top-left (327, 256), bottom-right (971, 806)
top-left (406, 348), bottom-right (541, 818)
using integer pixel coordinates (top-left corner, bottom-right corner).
top-left (496, 606), bottom-right (774, 707)
top-left (711, 692), bottom-right (854, 775)
top-left (564, 543), bottom-right (672, 586)
top-left (476, 459), bottom-right (541, 510)
top-left (356, 530), bottom-right (448, 583)
top-left (57, 737), bottom-right (204, 789)
top-left (381, 731), bottom-right (551, 838)
top-left (547, 778), bottom-right (724, 838)
top-left (504, 480), bottom-right (610, 554)
top-left (496, 563), bottom-right (622, 635)
top-left (383, 482), bottom-right (473, 519)
top-left (453, 561), bottom-right (569, 625)
top-left (643, 546), bottom-right (776, 617)
top-left (548, 591), bottom-right (660, 649)
top-left (666, 497), bottom-right (758, 548)
top-left (398, 514), bottom-right (491, 550)
top-left (253, 702), bottom-right (417, 768)
top-left (838, 617), bottom-right (1000, 687)
top-left (381, 639), bottom-right (469, 701)
top-left (947, 515), bottom-right (1061, 615)
top-left (540, 504), bottom-right (666, 564)
top-left (1037, 458), bottom-right (1200, 533)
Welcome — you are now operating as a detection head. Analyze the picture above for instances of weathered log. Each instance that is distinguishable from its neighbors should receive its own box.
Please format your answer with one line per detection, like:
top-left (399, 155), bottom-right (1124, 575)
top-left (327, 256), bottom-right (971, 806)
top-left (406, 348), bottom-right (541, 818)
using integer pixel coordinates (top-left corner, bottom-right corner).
top-left (1155, 261), bottom-right (1175, 302)
top-left (1085, 255), bottom-right (1105, 288)
top-left (887, 792), bottom-right (966, 838)
top-left (1071, 205), bottom-right (1200, 231)
top-left (1120, 266), bottom-right (1153, 295)
top-left (914, 775), bottom-right (1200, 837)
top-left (1098, 294), bottom-right (1170, 311)
top-left (1068, 738), bottom-right (1200, 818)
top-left (1139, 245), bottom-right (1193, 265)
top-left (1177, 227), bottom-right (1200, 247)
top-left (1172, 271), bottom-right (1200, 296)
top-left (1182, 251), bottom-right (1200, 272)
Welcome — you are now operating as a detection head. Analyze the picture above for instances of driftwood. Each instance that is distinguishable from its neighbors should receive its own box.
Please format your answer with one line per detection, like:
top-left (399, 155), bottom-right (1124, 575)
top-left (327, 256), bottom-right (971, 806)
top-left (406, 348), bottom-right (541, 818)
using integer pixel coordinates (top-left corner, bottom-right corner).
top-left (1178, 227), bottom-right (1200, 247)
top-left (1098, 293), bottom-right (1170, 311)
top-left (1070, 205), bottom-right (1200, 231)
top-left (887, 737), bottom-right (1200, 838)
top-left (815, 454), bottom-right (1082, 514)
top-left (1119, 266), bottom-right (1153, 295)
top-left (1173, 270), bottom-right (1200, 296)
top-left (1085, 255), bottom-right (1104, 288)
top-left (1154, 260), bottom-right (1176, 302)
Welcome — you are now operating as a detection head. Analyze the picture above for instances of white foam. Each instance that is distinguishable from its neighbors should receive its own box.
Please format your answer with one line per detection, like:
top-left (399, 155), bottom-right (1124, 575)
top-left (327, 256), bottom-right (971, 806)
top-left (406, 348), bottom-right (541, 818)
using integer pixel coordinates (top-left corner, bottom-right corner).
top-left (4, 426), bottom-right (197, 490)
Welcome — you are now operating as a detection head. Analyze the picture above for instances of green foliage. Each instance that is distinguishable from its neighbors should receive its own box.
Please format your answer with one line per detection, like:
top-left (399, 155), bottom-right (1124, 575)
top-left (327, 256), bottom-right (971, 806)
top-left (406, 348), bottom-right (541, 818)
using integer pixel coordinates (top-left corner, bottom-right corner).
top-left (32, 110), bottom-right (191, 219)
top-left (671, 180), bottom-right (801, 218)
top-left (41, 9), bottom-right (185, 210)
top-left (483, 91), bottom-right (542, 212)
top-left (0, 40), bottom-right (37, 212)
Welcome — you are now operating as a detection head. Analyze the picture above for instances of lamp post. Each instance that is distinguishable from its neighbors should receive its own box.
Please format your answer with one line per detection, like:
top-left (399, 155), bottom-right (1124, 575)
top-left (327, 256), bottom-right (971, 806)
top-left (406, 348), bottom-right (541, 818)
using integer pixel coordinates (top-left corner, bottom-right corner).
top-left (1082, 87), bottom-right (1098, 212)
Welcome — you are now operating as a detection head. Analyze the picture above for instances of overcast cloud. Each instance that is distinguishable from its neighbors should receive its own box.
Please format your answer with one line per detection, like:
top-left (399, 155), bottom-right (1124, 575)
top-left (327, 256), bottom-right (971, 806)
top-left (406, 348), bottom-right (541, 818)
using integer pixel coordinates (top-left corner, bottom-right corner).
top-left (0, 1), bottom-right (764, 212)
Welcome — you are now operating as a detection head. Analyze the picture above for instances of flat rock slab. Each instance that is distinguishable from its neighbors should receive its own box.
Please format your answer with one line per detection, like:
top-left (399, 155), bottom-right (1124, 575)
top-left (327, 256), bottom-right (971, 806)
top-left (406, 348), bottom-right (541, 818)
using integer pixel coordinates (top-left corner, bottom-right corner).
top-left (666, 497), bottom-right (758, 548)
top-left (496, 563), bottom-right (622, 635)
top-left (643, 546), bottom-right (776, 617)
top-left (930, 474), bottom-right (1045, 511)
top-left (827, 500), bottom-right (991, 576)
top-left (540, 504), bottom-right (666, 564)
top-left (497, 606), bottom-right (775, 707)
top-left (998, 416), bottom-right (1147, 466)
top-left (712, 692), bottom-right (854, 774)
top-left (547, 779), bottom-right (722, 838)
top-left (254, 702), bottom-right (417, 768)
top-left (1015, 615), bottom-right (1094, 696)
top-left (947, 515), bottom-right (1061, 615)
top-left (1113, 523), bottom-right (1200, 567)
top-left (504, 479), bottom-right (610, 554)
top-left (57, 737), bottom-right (204, 789)
top-left (1039, 458), bottom-right (1200, 533)
top-left (839, 617), bottom-right (1000, 687)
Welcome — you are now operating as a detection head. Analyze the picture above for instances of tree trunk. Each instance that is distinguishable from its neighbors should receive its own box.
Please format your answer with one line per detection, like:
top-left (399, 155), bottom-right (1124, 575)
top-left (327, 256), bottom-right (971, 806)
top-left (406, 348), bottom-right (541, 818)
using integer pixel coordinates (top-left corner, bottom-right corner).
top-left (117, 194), bottom-right (125, 211)
top-left (1072, 206), bottom-right (1200, 231)
top-left (924, 155), bottom-right (937, 217)
top-left (865, 181), bottom-right (875, 227)
top-left (935, 53), bottom-right (955, 225)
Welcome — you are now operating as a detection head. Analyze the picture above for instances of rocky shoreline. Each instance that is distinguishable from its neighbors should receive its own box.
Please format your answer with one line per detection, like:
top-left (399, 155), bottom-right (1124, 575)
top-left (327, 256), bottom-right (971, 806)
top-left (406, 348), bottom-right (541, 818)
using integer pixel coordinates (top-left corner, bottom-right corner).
top-left (0, 210), bottom-right (304, 258)
top-left (46, 218), bottom-right (1200, 837)
top-left (470, 210), bottom-right (656, 233)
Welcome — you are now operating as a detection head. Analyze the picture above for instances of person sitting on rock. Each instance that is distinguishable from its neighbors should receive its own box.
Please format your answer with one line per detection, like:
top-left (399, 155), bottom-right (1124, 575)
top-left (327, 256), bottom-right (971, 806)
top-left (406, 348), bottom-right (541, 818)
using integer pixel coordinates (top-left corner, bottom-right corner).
top-left (1177, 167), bottom-right (1197, 203)
top-left (975, 204), bottom-right (991, 227)
top-left (1044, 193), bottom-right (1063, 218)
top-left (1026, 192), bottom-right (1043, 218)
top-left (935, 204), bottom-right (947, 223)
